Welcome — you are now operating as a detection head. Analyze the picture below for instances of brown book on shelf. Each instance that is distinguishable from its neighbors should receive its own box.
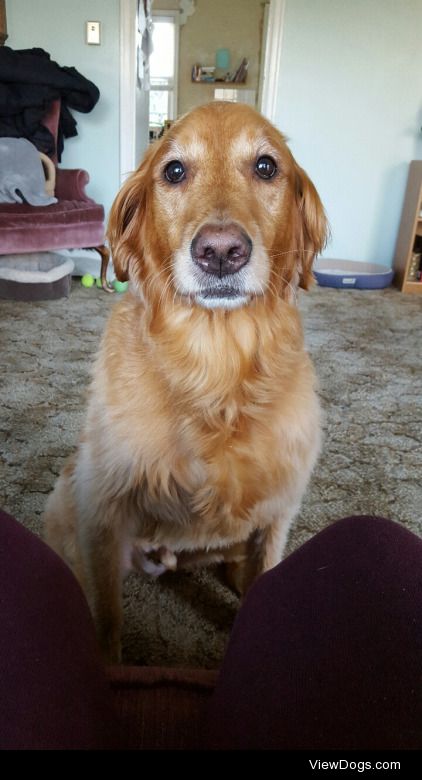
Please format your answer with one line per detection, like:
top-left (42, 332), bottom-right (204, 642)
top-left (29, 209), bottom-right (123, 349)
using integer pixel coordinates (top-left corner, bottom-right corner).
top-left (233, 58), bottom-right (248, 83)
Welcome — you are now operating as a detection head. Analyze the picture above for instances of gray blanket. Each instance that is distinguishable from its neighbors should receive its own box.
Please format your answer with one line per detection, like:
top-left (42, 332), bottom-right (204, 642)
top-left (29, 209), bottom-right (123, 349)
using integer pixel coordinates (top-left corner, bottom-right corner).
top-left (0, 137), bottom-right (57, 206)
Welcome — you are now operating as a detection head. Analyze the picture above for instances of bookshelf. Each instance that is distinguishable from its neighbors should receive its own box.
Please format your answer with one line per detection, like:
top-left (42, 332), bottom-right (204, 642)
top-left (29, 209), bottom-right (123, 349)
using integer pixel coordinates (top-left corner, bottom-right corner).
top-left (393, 161), bottom-right (422, 294)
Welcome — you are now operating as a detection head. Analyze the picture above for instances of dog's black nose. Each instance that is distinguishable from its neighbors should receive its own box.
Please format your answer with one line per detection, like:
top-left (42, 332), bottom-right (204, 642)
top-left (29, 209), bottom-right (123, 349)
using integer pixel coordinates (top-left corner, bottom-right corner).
top-left (191, 223), bottom-right (252, 277)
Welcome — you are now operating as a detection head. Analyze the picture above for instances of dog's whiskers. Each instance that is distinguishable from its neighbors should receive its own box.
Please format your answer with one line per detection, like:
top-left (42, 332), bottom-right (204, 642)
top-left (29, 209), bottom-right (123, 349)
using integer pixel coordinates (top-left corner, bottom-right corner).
top-left (272, 269), bottom-right (298, 305)
top-left (141, 256), bottom-right (174, 304)
top-left (266, 248), bottom-right (315, 259)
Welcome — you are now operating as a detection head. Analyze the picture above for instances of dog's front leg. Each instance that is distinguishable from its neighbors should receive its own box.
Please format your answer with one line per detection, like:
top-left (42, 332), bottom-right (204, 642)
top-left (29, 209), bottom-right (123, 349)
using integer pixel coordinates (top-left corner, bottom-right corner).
top-left (227, 505), bottom-right (299, 595)
top-left (253, 515), bottom-right (293, 573)
top-left (77, 503), bottom-right (125, 664)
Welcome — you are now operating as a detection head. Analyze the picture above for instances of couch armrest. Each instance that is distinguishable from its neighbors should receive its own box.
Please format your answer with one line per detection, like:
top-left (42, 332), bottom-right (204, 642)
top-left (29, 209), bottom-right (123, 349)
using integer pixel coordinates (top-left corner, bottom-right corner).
top-left (55, 168), bottom-right (95, 202)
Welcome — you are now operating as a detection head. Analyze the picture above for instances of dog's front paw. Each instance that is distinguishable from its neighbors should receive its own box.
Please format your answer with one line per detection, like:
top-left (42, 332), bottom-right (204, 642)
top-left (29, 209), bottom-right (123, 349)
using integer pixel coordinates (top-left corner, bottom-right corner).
top-left (132, 543), bottom-right (177, 578)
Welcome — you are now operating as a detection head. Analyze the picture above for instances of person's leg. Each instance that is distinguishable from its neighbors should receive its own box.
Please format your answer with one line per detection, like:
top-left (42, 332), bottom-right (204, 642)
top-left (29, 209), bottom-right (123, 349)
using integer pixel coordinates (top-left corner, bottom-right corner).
top-left (0, 509), bottom-right (121, 749)
top-left (206, 516), bottom-right (422, 750)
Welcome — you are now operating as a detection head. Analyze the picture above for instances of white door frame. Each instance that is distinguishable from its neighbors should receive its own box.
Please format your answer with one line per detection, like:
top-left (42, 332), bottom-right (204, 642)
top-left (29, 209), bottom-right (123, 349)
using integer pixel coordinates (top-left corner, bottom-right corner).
top-left (119, 0), bottom-right (137, 184)
top-left (119, 0), bottom-right (286, 181)
top-left (259, 0), bottom-right (285, 123)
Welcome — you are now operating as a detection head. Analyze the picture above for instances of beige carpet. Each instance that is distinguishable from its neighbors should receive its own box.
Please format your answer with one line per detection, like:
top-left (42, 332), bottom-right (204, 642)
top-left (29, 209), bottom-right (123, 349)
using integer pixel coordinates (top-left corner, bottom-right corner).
top-left (1, 281), bottom-right (421, 667)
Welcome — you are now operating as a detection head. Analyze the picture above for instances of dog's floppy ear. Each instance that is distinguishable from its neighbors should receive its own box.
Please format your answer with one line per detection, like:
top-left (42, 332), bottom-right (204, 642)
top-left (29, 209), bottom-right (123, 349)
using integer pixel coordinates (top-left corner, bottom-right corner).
top-left (293, 164), bottom-right (329, 289)
top-left (107, 143), bottom-right (158, 282)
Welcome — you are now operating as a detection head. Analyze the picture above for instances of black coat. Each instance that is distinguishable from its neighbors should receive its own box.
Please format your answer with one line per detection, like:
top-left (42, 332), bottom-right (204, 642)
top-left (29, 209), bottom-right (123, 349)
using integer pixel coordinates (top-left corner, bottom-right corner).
top-left (0, 46), bottom-right (100, 160)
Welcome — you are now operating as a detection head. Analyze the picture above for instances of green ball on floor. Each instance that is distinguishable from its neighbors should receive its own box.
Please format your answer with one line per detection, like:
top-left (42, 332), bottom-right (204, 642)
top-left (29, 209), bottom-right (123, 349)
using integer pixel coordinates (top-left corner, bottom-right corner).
top-left (81, 273), bottom-right (95, 288)
top-left (113, 280), bottom-right (129, 293)
top-left (80, 275), bottom-right (129, 292)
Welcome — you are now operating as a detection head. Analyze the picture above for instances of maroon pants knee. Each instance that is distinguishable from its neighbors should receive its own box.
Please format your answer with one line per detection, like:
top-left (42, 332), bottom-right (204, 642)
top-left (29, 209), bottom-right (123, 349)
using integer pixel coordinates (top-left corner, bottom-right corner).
top-left (0, 509), bottom-right (120, 750)
top-left (206, 515), bottom-right (422, 750)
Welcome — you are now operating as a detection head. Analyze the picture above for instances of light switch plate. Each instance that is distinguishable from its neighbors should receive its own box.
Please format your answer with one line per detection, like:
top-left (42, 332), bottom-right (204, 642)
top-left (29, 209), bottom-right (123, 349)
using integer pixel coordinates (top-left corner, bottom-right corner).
top-left (86, 21), bottom-right (100, 45)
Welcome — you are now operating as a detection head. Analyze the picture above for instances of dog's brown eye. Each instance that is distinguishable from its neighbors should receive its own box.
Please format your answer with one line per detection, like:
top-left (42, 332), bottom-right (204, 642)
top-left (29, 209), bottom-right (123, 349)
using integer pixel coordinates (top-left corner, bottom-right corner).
top-left (164, 160), bottom-right (185, 183)
top-left (255, 156), bottom-right (277, 180)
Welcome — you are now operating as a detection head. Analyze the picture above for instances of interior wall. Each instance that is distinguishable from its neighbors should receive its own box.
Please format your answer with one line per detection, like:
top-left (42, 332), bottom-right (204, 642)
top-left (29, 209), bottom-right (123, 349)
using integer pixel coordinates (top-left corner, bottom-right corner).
top-left (177, 0), bottom-right (264, 116)
top-left (6, 0), bottom-right (120, 218)
top-left (275, 0), bottom-right (422, 266)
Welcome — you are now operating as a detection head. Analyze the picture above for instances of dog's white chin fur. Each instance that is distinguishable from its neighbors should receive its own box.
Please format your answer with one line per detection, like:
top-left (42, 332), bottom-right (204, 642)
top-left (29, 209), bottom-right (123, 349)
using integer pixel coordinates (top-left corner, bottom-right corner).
top-left (195, 293), bottom-right (250, 310)
top-left (173, 245), bottom-right (270, 313)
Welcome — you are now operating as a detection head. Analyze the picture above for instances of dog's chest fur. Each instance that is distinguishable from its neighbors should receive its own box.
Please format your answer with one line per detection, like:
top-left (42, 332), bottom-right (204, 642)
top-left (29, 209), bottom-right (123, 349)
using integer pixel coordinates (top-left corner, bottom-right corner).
top-left (133, 410), bottom-right (283, 544)
top-left (90, 297), bottom-right (318, 551)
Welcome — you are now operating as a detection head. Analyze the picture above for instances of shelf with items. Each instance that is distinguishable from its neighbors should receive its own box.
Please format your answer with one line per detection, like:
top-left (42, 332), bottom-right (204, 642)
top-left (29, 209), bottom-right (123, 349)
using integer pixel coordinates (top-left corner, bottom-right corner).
top-left (191, 58), bottom-right (248, 85)
top-left (191, 81), bottom-right (247, 85)
top-left (191, 81), bottom-right (250, 88)
top-left (393, 160), bottom-right (422, 294)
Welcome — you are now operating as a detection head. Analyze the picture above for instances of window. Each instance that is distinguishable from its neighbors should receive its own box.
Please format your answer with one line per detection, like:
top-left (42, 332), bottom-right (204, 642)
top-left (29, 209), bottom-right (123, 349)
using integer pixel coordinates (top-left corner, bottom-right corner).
top-left (149, 12), bottom-right (179, 131)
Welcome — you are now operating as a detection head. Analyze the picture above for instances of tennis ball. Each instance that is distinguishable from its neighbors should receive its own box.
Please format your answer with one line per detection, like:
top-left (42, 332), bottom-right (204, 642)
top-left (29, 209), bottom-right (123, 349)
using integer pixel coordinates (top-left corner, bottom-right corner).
top-left (81, 273), bottom-right (95, 288)
top-left (95, 277), bottom-right (103, 288)
top-left (113, 280), bottom-right (129, 293)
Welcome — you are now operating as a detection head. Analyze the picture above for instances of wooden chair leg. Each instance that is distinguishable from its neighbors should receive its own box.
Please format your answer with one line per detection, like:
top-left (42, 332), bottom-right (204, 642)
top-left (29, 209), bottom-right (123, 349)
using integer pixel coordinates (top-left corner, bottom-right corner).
top-left (93, 244), bottom-right (114, 293)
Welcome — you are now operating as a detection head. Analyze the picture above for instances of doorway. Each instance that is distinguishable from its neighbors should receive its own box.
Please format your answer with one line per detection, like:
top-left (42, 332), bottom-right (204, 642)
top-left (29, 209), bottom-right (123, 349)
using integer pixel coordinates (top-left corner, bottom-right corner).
top-left (119, 0), bottom-right (285, 183)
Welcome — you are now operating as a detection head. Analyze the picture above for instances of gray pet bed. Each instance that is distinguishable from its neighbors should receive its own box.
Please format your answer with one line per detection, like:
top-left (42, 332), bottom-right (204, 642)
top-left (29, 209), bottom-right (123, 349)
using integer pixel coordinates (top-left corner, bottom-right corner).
top-left (0, 253), bottom-right (74, 301)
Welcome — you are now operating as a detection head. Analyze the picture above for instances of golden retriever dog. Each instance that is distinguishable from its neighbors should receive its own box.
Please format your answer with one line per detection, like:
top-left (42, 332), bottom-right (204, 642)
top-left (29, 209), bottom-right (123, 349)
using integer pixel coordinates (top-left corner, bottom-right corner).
top-left (44, 102), bottom-right (328, 662)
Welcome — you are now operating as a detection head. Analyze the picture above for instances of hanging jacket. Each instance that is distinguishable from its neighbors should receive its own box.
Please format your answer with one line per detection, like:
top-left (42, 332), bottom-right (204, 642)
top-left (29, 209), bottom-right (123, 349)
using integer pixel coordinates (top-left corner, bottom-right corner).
top-left (0, 46), bottom-right (100, 161)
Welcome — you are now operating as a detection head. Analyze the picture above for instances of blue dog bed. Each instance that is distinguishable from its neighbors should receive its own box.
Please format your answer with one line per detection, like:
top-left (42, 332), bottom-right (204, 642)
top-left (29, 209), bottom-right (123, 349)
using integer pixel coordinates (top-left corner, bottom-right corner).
top-left (314, 259), bottom-right (393, 289)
